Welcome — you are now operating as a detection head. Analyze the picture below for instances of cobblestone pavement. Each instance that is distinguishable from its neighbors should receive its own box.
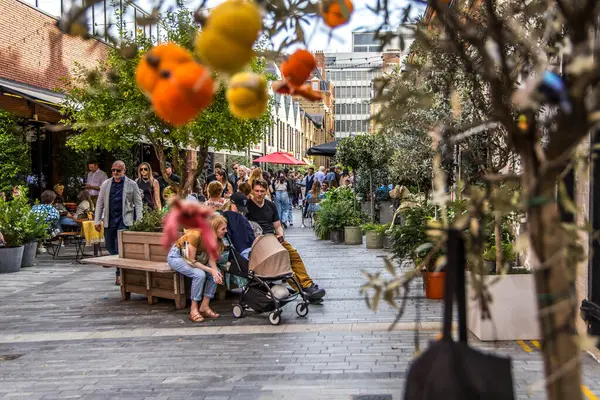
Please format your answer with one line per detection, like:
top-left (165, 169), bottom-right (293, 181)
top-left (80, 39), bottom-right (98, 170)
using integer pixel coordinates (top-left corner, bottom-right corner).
top-left (0, 210), bottom-right (598, 399)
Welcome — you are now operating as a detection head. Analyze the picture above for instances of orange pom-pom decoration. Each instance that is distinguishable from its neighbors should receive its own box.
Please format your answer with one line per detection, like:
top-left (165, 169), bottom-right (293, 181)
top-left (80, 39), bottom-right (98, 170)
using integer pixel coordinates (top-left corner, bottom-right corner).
top-left (281, 49), bottom-right (317, 88)
top-left (135, 43), bottom-right (195, 96)
top-left (320, 0), bottom-right (353, 29)
top-left (151, 62), bottom-right (215, 126)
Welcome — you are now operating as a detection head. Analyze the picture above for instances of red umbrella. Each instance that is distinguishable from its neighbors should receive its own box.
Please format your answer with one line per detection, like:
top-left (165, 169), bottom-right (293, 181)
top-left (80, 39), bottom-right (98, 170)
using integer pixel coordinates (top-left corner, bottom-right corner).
top-left (253, 152), bottom-right (307, 165)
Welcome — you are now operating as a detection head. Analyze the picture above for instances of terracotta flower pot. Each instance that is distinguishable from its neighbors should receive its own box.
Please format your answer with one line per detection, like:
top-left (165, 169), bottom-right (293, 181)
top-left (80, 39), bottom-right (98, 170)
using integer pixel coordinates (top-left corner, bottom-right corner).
top-left (425, 271), bottom-right (445, 300)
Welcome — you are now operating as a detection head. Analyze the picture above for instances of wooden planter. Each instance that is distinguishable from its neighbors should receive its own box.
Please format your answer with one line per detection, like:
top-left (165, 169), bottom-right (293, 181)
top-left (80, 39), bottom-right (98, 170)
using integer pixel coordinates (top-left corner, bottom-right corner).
top-left (467, 273), bottom-right (540, 340)
top-left (117, 231), bottom-right (186, 307)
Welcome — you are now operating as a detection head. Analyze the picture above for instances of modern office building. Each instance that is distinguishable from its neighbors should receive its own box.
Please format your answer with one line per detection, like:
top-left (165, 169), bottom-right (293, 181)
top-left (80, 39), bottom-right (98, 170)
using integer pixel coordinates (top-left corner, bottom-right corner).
top-left (324, 30), bottom-right (413, 138)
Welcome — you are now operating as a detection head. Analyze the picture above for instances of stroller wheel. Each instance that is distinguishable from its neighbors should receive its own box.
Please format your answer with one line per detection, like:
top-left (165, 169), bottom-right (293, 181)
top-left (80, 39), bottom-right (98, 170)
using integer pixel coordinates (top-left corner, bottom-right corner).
top-left (268, 311), bottom-right (281, 325)
top-left (232, 305), bottom-right (245, 318)
top-left (296, 302), bottom-right (309, 317)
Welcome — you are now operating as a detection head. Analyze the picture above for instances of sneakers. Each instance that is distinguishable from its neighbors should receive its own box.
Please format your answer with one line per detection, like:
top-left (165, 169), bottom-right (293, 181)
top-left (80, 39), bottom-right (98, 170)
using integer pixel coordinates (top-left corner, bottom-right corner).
top-left (282, 222), bottom-right (288, 229)
top-left (304, 284), bottom-right (326, 301)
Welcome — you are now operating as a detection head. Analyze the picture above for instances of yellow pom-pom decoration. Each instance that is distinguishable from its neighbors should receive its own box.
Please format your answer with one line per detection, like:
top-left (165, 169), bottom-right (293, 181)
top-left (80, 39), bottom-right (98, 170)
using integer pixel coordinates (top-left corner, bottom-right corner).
top-left (195, 0), bottom-right (262, 74)
top-left (226, 72), bottom-right (268, 119)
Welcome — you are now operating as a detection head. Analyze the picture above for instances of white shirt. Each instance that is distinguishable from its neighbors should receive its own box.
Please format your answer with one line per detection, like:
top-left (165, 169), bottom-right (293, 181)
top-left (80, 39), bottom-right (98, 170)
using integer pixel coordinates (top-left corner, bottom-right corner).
top-left (87, 169), bottom-right (108, 196)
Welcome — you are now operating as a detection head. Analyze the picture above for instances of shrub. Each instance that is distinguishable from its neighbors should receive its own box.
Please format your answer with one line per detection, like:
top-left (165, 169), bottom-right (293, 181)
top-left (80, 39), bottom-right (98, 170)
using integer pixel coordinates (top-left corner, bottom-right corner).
top-left (128, 206), bottom-right (165, 232)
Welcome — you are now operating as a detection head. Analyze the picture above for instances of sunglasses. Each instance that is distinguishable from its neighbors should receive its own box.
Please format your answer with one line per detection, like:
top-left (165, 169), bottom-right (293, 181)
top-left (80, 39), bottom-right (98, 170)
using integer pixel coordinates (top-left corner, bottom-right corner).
top-left (140, 167), bottom-right (148, 171)
top-left (111, 169), bottom-right (122, 173)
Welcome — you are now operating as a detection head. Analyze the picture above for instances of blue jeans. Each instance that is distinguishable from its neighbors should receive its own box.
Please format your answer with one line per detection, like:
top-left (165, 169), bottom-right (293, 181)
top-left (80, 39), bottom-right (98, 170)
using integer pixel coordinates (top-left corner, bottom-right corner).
top-left (59, 216), bottom-right (78, 233)
top-left (167, 246), bottom-right (218, 301)
top-left (104, 220), bottom-right (127, 277)
top-left (275, 191), bottom-right (290, 225)
top-left (287, 196), bottom-right (294, 224)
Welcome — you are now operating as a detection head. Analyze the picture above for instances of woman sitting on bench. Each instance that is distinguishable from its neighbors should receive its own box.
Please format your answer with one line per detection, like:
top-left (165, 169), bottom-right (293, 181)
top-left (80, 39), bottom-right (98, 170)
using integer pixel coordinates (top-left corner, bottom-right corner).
top-left (167, 214), bottom-right (226, 323)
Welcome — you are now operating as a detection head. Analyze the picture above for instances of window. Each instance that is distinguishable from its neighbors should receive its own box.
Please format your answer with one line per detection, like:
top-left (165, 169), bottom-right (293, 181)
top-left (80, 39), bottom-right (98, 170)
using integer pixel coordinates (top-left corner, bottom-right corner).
top-left (93, 1), bottom-right (107, 39)
top-left (312, 81), bottom-right (319, 90)
top-left (351, 103), bottom-right (356, 114)
top-left (352, 86), bottom-right (357, 97)
top-left (354, 32), bottom-right (377, 45)
top-left (341, 120), bottom-right (346, 132)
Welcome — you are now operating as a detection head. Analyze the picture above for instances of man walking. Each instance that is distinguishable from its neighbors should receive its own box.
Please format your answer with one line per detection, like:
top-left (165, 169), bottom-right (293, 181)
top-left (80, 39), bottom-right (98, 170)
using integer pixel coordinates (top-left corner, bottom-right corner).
top-left (246, 179), bottom-right (326, 301)
top-left (95, 160), bottom-right (143, 285)
top-left (85, 160), bottom-right (108, 205)
top-left (229, 162), bottom-right (239, 193)
top-left (301, 167), bottom-right (315, 222)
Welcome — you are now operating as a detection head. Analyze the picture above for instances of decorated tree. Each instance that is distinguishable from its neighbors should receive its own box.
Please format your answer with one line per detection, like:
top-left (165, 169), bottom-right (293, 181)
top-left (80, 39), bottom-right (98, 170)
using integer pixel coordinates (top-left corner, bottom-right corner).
top-left (365, 1), bottom-right (600, 398)
top-left (60, 8), bottom-right (272, 193)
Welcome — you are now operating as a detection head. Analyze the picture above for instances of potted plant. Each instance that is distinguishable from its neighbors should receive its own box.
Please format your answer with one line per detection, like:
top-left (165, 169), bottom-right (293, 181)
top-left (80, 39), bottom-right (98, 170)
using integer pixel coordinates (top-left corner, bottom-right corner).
top-left (0, 195), bottom-right (29, 273)
top-left (119, 206), bottom-right (167, 259)
top-left (313, 200), bottom-right (352, 243)
top-left (20, 207), bottom-right (48, 267)
top-left (344, 213), bottom-right (365, 245)
top-left (390, 202), bottom-right (445, 299)
top-left (482, 242), bottom-right (517, 274)
top-left (362, 223), bottom-right (387, 249)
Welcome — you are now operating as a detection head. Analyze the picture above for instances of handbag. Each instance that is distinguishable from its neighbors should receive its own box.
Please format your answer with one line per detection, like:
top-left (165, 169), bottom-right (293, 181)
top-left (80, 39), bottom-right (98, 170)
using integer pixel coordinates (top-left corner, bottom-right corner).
top-left (404, 229), bottom-right (515, 400)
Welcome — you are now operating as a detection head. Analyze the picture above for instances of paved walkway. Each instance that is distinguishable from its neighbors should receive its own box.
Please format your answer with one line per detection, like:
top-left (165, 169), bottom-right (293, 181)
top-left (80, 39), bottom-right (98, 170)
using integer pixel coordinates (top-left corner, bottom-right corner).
top-left (0, 210), bottom-right (598, 399)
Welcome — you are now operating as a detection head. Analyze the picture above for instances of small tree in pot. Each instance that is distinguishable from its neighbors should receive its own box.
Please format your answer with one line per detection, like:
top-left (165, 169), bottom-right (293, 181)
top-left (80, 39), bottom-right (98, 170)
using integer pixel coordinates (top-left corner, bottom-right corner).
top-left (0, 194), bottom-right (30, 273)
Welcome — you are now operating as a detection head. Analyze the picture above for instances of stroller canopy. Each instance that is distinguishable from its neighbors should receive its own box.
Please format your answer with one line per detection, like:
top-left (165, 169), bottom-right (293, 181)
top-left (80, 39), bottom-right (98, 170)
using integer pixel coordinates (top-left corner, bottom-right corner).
top-left (249, 234), bottom-right (292, 278)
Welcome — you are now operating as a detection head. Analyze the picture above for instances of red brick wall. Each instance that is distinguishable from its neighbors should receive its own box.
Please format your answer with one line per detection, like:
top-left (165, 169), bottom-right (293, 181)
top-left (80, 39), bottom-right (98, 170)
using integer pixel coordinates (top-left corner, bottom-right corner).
top-left (0, 0), bottom-right (109, 92)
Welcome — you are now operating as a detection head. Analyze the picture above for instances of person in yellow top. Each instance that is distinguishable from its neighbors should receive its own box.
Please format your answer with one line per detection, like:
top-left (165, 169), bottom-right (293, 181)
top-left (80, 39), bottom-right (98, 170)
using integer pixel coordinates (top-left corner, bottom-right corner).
top-left (167, 215), bottom-right (226, 323)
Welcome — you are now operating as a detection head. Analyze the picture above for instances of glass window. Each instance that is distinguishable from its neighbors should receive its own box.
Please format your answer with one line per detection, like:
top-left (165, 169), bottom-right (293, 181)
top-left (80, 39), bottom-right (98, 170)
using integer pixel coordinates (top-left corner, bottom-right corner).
top-left (341, 120), bottom-right (346, 132)
top-left (38, 0), bottom-right (62, 17)
top-left (354, 32), bottom-right (376, 45)
top-left (106, 0), bottom-right (119, 40)
top-left (93, 1), bottom-right (107, 39)
top-left (312, 81), bottom-right (318, 90)
top-left (352, 86), bottom-right (357, 97)
top-left (351, 103), bottom-right (356, 114)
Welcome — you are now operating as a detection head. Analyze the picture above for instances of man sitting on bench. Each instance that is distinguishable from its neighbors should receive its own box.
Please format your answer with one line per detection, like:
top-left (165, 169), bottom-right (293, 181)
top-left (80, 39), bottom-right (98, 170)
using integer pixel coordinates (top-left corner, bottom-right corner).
top-left (245, 179), bottom-right (326, 302)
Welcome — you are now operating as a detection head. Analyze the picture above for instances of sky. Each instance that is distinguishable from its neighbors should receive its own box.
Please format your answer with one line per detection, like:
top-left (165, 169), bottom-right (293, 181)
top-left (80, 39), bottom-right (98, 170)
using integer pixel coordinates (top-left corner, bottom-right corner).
top-left (134, 0), bottom-right (424, 52)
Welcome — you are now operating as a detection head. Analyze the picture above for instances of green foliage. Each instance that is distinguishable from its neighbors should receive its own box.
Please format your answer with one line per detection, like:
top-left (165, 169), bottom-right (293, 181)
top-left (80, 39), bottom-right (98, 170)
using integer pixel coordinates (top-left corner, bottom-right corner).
top-left (0, 192), bottom-right (31, 247)
top-left (483, 242), bottom-right (517, 263)
top-left (0, 111), bottom-right (31, 195)
top-left (128, 206), bottom-right (166, 232)
top-left (390, 201), bottom-right (436, 266)
top-left (313, 200), bottom-right (354, 240)
top-left (335, 134), bottom-right (392, 172)
top-left (61, 7), bottom-right (272, 190)
top-left (361, 223), bottom-right (388, 234)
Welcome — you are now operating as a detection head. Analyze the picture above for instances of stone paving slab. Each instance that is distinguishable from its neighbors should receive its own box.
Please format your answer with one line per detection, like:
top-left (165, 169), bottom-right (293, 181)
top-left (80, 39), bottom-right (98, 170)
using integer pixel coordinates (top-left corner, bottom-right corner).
top-left (0, 331), bottom-right (598, 399)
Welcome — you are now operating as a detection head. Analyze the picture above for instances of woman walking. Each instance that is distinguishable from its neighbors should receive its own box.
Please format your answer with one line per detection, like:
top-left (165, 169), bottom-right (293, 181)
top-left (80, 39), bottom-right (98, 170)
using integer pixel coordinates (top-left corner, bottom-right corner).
top-left (136, 162), bottom-right (161, 210)
top-left (273, 171), bottom-right (290, 229)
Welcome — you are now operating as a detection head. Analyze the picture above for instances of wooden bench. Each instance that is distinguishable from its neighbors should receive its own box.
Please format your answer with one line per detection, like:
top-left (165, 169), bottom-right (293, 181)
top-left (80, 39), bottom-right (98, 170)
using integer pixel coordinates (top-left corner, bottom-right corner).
top-left (81, 255), bottom-right (187, 309)
top-left (81, 230), bottom-right (228, 309)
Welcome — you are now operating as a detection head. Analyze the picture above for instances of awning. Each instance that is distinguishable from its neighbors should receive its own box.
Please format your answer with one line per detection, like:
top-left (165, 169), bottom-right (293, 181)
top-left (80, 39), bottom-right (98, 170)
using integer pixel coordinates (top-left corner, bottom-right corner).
top-left (306, 140), bottom-right (338, 157)
top-left (0, 78), bottom-right (65, 112)
top-left (253, 152), bottom-right (306, 165)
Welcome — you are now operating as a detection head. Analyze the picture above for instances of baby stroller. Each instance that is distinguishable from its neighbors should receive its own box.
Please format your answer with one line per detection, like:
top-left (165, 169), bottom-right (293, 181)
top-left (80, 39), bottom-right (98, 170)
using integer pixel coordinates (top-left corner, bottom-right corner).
top-left (227, 234), bottom-right (310, 325)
